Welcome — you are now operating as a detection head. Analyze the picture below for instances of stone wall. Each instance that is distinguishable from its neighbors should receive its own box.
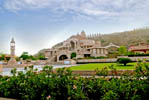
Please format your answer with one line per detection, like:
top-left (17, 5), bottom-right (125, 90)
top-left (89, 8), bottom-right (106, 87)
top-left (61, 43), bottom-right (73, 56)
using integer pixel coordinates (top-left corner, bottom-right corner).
top-left (72, 70), bottom-right (134, 76)
top-left (77, 58), bottom-right (117, 64)
top-left (3, 64), bottom-right (33, 68)
top-left (117, 56), bottom-right (149, 61)
top-left (77, 56), bottom-right (149, 64)
top-left (129, 56), bottom-right (149, 61)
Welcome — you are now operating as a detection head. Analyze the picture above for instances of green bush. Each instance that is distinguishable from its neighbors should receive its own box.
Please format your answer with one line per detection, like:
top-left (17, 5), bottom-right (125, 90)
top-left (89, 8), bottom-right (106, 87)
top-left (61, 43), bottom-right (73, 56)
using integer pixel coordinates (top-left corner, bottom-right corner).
top-left (96, 67), bottom-right (108, 77)
top-left (117, 58), bottom-right (132, 66)
top-left (0, 63), bottom-right (149, 100)
top-left (71, 52), bottom-right (77, 59)
top-left (128, 53), bottom-right (149, 57)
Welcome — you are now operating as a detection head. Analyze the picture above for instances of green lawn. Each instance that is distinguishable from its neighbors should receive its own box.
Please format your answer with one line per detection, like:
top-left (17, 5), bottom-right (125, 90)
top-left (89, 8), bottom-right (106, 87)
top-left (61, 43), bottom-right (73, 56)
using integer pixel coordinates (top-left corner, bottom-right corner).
top-left (70, 62), bottom-right (146, 71)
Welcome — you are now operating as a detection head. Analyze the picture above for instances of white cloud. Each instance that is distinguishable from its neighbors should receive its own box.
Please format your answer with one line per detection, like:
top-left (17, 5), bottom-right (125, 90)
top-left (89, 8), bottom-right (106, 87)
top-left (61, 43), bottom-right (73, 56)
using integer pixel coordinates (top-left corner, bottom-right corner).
top-left (2, 0), bottom-right (149, 21)
top-left (82, 9), bottom-right (109, 16)
top-left (4, 0), bottom-right (50, 10)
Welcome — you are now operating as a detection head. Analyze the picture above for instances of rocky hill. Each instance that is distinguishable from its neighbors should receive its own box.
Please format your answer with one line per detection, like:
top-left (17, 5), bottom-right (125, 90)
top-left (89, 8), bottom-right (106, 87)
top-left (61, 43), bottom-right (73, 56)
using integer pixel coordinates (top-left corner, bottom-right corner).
top-left (89, 27), bottom-right (149, 47)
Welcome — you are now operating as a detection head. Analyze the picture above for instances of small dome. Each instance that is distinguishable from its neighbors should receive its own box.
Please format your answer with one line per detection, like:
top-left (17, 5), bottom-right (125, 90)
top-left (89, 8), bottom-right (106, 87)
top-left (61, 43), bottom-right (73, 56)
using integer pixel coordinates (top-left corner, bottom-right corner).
top-left (11, 38), bottom-right (15, 43)
top-left (81, 30), bottom-right (86, 37)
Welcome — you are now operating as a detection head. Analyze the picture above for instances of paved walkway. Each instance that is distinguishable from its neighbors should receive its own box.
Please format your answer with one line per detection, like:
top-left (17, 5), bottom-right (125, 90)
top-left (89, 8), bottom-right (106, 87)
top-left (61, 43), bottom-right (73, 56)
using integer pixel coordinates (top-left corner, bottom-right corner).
top-left (0, 98), bottom-right (17, 100)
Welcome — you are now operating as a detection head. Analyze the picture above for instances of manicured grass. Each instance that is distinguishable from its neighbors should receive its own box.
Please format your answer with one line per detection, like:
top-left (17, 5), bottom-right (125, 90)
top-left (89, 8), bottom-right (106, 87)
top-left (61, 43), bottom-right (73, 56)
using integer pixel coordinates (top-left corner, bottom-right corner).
top-left (70, 62), bottom-right (146, 71)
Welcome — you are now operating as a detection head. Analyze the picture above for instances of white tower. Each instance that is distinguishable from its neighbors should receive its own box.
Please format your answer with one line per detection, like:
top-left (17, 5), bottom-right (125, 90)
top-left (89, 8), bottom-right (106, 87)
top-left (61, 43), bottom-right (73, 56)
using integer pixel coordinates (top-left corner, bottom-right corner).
top-left (10, 38), bottom-right (15, 58)
top-left (8, 38), bottom-right (17, 66)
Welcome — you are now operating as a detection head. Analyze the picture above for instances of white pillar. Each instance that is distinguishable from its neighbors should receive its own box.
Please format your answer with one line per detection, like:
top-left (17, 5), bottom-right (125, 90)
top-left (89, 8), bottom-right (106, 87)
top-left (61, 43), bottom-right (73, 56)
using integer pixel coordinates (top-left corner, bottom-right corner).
top-left (96, 49), bottom-right (97, 54)
top-left (97, 49), bottom-right (99, 54)
top-left (101, 48), bottom-right (103, 54)
top-left (93, 49), bottom-right (96, 54)
top-left (103, 49), bottom-right (105, 54)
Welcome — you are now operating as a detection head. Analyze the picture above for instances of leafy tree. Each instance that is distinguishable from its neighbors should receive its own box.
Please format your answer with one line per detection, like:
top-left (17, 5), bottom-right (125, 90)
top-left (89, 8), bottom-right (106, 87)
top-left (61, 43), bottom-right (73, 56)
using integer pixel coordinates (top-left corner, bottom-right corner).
top-left (6, 57), bottom-right (10, 61)
top-left (19, 52), bottom-right (30, 60)
top-left (117, 58), bottom-right (132, 66)
top-left (0, 54), bottom-right (5, 61)
top-left (71, 52), bottom-right (77, 59)
top-left (128, 51), bottom-right (135, 55)
top-left (38, 53), bottom-right (46, 60)
top-left (118, 46), bottom-right (128, 56)
top-left (15, 57), bottom-right (20, 61)
top-left (0, 53), bottom-right (10, 61)
top-left (101, 39), bottom-right (105, 43)
top-left (20, 52), bottom-right (46, 61)
top-left (30, 55), bottom-right (37, 60)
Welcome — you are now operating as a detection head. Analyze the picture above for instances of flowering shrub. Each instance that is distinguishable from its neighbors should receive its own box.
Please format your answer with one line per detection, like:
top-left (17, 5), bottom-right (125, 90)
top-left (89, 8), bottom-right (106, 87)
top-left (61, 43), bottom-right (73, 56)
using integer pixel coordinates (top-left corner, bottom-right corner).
top-left (0, 62), bottom-right (149, 100)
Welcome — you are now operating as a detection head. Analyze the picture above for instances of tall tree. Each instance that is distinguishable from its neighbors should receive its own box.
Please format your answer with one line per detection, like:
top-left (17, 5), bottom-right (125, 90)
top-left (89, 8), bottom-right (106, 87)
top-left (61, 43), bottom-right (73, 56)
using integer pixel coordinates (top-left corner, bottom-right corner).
top-left (20, 52), bottom-right (30, 60)
top-left (38, 53), bottom-right (46, 60)
top-left (118, 46), bottom-right (128, 56)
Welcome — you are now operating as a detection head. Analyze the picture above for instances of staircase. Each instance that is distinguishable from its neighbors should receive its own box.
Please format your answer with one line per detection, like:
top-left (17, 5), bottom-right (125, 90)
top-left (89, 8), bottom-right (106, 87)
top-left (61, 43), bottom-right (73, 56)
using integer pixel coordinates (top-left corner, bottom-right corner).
top-left (46, 55), bottom-right (57, 64)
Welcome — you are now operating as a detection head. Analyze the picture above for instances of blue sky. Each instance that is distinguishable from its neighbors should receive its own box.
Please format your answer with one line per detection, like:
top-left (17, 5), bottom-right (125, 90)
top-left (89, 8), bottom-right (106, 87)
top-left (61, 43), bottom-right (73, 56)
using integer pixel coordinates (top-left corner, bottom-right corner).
top-left (0, 0), bottom-right (149, 56)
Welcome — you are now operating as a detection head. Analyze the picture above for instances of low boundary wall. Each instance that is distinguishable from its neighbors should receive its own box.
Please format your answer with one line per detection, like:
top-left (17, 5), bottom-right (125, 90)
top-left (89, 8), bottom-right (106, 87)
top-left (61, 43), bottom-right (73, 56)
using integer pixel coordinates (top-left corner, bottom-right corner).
top-left (77, 58), bottom-right (117, 64)
top-left (77, 56), bottom-right (149, 64)
top-left (72, 70), bottom-right (135, 76)
top-left (0, 64), bottom-right (3, 72)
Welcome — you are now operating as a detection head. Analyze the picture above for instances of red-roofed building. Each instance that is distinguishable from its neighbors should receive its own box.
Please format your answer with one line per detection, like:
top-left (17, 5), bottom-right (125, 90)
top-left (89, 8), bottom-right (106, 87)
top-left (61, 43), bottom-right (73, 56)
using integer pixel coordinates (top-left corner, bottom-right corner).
top-left (128, 43), bottom-right (149, 54)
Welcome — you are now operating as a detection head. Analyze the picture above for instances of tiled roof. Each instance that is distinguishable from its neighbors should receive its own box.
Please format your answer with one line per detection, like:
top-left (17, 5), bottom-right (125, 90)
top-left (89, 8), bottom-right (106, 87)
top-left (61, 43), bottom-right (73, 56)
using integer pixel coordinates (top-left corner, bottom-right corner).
top-left (129, 45), bottom-right (149, 50)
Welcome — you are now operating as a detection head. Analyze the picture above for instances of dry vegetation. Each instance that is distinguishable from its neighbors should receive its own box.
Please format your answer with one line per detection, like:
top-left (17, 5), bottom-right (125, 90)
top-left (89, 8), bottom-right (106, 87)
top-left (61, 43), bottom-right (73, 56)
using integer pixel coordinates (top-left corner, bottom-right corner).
top-left (91, 27), bottom-right (149, 47)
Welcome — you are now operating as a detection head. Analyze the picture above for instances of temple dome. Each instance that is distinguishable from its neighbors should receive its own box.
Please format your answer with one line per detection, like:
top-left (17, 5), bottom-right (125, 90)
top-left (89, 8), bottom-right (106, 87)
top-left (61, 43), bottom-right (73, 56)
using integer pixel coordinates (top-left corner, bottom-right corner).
top-left (11, 38), bottom-right (15, 43)
top-left (81, 30), bottom-right (86, 38)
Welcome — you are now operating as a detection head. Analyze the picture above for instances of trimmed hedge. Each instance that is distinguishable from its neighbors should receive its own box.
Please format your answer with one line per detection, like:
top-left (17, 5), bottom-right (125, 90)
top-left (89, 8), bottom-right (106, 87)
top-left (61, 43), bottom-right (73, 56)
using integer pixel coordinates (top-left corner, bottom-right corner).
top-left (117, 58), bottom-right (132, 66)
top-left (128, 53), bottom-right (149, 57)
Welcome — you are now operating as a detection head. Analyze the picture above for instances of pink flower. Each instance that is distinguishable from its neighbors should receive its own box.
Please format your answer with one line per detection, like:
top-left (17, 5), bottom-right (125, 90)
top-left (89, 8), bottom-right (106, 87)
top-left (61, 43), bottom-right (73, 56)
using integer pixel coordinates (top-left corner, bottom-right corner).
top-left (46, 95), bottom-right (51, 100)
top-left (73, 85), bottom-right (77, 89)
top-left (68, 97), bottom-right (71, 100)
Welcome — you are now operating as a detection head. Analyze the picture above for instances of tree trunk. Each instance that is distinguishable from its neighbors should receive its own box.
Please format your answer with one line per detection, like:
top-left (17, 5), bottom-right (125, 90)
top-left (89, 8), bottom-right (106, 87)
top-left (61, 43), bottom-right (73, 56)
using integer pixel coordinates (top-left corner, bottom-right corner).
top-left (124, 63), bottom-right (127, 66)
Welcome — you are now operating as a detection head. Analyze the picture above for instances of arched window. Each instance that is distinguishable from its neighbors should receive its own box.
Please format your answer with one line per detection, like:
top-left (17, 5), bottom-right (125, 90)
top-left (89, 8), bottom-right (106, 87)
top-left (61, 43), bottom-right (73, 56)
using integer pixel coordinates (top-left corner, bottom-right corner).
top-left (70, 41), bottom-right (75, 50)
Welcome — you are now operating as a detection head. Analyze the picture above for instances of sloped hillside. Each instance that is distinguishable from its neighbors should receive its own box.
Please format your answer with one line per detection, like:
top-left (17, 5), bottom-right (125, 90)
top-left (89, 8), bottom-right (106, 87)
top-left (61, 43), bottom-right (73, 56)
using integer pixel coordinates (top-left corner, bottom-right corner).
top-left (91, 28), bottom-right (149, 47)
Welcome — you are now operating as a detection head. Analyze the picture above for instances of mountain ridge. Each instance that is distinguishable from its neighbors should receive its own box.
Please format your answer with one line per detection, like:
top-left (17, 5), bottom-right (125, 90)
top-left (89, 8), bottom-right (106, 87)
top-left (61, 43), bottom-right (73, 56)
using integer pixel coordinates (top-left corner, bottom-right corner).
top-left (89, 27), bottom-right (149, 47)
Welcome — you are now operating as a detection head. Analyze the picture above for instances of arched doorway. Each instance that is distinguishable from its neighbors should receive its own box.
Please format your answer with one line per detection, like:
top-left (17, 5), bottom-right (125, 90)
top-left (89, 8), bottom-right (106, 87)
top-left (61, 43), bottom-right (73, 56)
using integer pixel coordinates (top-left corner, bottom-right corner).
top-left (70, 41), bottom-right (75, 50)
top-left (59, 55), bottom-right (68, 61)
